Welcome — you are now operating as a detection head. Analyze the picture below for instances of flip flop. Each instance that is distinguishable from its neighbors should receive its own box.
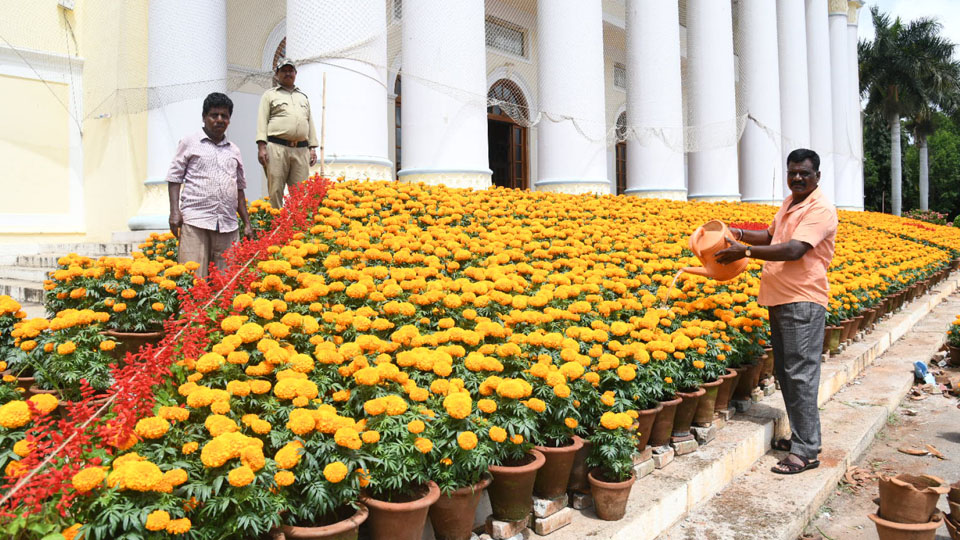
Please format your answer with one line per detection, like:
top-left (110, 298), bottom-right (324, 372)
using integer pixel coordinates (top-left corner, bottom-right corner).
top-left (771, 454), bottom-right (820, 475)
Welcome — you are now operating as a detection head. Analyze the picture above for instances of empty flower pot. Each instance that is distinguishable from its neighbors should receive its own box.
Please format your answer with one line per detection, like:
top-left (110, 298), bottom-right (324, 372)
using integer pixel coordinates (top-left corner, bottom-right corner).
top-left (868, 512), bottom-right (943, 540)
top-left (878, 474), bottom-right (949, 524)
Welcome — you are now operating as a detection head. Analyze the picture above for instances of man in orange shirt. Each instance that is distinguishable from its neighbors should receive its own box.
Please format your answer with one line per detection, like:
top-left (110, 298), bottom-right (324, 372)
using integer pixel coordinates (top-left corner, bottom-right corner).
top-left (716, 148), bottom-right (838, 475)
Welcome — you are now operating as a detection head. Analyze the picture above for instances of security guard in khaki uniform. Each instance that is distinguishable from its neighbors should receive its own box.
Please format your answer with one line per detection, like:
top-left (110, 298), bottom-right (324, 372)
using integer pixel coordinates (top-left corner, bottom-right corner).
top-left (256, 57), bottom-right (318, 208)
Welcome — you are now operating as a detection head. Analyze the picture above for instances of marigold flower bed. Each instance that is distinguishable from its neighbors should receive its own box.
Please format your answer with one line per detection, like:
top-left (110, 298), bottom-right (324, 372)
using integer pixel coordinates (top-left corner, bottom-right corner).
top-left (0, 178), bottom-right (957, 539)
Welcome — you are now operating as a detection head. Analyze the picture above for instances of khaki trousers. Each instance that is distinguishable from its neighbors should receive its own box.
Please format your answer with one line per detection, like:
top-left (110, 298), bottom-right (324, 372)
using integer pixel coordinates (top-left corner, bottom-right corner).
top-left (264, 142), bottom-right (310, 208)
top-left (178, 223), bottom-right (238, 278)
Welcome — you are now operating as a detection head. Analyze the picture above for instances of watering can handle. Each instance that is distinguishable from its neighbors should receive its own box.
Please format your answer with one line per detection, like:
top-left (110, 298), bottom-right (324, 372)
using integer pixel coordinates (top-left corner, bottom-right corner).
top-left (689, 226), bottom-right (705, 253)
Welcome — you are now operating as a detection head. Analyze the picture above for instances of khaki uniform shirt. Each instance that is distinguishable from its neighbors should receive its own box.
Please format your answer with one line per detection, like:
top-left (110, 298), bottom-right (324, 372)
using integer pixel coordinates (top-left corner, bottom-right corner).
top-left (256, 86), bottom-right (319, 147)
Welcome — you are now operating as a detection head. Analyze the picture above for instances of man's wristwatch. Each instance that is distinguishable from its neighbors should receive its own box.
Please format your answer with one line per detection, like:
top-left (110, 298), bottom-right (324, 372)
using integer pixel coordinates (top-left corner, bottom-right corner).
top-left (745, 248), bottom-right (752, 258)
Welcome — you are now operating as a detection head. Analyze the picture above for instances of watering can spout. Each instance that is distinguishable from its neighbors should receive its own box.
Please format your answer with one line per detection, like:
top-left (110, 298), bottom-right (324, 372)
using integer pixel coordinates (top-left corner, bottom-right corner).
top-left (681, 266), bottom-right (710, 277)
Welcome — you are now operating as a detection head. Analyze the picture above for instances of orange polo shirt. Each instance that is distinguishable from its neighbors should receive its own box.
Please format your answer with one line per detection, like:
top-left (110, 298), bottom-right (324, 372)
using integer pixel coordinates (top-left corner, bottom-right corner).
top-left (758, 186), bottom-right (838, 308)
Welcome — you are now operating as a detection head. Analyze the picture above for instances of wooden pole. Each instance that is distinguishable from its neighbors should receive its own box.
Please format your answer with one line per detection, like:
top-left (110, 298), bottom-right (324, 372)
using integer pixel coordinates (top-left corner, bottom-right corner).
top-left (319, 71), bottom-right (327, 178)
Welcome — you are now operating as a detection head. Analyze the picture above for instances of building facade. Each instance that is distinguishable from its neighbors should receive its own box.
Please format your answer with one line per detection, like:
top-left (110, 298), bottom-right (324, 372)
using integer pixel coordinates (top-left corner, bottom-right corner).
top-left (0, 0), bottom-right (865, 243)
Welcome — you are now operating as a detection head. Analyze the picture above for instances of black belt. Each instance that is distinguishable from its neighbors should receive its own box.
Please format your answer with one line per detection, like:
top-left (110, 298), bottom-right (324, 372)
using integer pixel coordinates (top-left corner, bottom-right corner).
top-left (267, 136), bottom-right (309, 148)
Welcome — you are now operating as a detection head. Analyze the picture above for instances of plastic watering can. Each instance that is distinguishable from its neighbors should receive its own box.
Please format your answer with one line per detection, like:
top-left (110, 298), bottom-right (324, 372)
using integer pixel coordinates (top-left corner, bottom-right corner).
top-left (681, 220), bottom-right (749, 282)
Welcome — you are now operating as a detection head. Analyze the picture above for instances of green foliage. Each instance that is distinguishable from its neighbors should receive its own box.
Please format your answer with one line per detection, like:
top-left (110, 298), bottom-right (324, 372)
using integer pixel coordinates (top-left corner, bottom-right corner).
top-left (586, 423), bottom-right (636, 483)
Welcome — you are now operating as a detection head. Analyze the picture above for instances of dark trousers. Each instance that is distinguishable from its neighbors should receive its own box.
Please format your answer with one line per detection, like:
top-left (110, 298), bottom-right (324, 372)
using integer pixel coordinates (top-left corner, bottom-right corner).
top-left (769, 302), bottom-right (826, 460)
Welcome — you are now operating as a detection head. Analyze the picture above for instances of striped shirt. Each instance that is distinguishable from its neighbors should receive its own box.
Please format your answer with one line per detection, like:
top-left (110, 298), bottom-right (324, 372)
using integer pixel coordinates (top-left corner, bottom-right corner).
top-left (166, 130), bottom-right (246, 232)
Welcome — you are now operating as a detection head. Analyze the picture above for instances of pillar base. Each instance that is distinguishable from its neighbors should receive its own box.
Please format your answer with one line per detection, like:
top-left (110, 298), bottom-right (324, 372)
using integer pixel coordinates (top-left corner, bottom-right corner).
top-left (688, 194), bottom-right (742, 203)
top-left (533, 178), bottom-right (612, 195)
top-left (128, 178), bottom-right (170, 231)
top-left (397, 168), bottom-right (492, 190)
top-left (623, 188), bottom-right (687, 200)
top-left (314, 156), bottom-right (393, 182)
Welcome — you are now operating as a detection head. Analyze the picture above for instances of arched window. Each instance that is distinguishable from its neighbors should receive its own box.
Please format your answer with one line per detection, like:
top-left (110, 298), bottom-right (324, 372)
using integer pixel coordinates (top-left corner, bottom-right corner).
top-left (615, 112), bottom-right (627, 195)
top-left (487, 79), bottom-right (529, 190)
top-left (394, 74), bottom-right (402, 173)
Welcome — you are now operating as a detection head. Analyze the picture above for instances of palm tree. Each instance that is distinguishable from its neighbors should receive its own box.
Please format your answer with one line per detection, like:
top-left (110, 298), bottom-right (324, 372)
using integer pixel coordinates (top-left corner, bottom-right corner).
top-left (859, 7), bottom-right (960, 216)
top-left (906, 105), bottom-right (938, 211)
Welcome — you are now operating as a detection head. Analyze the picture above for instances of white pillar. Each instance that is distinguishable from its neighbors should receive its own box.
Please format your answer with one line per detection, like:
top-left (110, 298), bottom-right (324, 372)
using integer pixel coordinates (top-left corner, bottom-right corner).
top-left (737, 0), bottom-right (783, 205)
top-left (919, 140), bottom-right (929, 210)
top-left (398, 0), bottom-right (491, 190)
top-left (534, 0), bottom-right (609, 194)
top-left (287, 0), bottom-right (391, 180)
top-left (777, 0), bottom-right (811, 188)
top-left (686, 0), bottom-right (740, 201)
top-left (130, 0), bottom-right (227, 230)
top-left (829, 0), bottom-right (853, 208)
top-left (623, 0), bottom-right (685, 200)
top-left (806, 0), bottom-right (835, 202)
top-left (847, 1), bottom-right (865, 210)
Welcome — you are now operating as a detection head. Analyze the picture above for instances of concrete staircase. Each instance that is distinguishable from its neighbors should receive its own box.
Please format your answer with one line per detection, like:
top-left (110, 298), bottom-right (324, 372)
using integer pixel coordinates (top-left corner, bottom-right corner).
top-left (0, 237), bottom-right (146, 316)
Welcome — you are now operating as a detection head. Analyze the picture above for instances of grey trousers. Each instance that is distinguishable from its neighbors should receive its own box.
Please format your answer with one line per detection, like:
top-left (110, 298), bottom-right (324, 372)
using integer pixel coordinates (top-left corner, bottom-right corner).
top-left (178, 223), bottom-right (238, 278)
top-left (769, 301), bottom-right (826, 460)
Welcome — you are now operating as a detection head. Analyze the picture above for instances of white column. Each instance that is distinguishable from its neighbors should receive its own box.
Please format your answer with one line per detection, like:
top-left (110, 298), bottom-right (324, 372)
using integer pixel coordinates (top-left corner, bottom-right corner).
top-left (686, 0), bottom-right (740, 201)
top-left (623, 0), bottom-right (685, 200)
top-left (287, 0), bottom-right (391, 180)
top-left (737, 0), bottom-right (783, 204)
top-left (398, 0), bottom-right (491, 190)
top-left (829, 0), bottom-right (853, 208)
top-left (130, 0), bottom-right (227, 230)
top-left (806, 0), bottom-right (835, 202)
top-left (777, 0), bottom-right (811, 188)
top-left (534, 0), bottom-right (609, 194)
top-left (847, 1), bottom-right (865, 210)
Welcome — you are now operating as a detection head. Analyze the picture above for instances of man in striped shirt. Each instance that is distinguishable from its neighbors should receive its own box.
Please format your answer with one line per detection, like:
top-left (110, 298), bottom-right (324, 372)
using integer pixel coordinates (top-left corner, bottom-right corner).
top-left (167, 93), bottom-right (252, 277)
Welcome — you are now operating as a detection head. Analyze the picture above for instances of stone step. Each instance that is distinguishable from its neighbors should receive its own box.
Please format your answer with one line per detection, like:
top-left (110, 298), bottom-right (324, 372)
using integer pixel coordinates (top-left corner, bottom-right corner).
top-left (543, 272), bottom-right (960, 540)
top-left (15, 254), bottom-right (66, 269)
top-left (0, 279), bottom-right (45, 305)
top-left (0, 265), bottom-right (50, 283)
top-left (657, 292), bottom-right (960, 540)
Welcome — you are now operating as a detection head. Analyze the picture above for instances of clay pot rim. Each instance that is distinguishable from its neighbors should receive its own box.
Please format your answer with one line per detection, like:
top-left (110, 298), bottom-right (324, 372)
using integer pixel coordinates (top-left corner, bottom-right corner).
top-left (280, 503), bottom-right (369, 537)
top-left (587, 469), bottom-right (636, 489)
top-left (489, 448), bottom-right (546, 474)
top-left (657, 396), bottom-right (683, 407)
top-left (362, 481), bottom-right (440, 511)
top-left (700, 378), bottom-right (724, 388)
top-left (676, 387), bottom-right (706, 398)
top-left (881, 473), bottom-right (951, 495)
top-left (636, 402), bottom-right (664, 416)
top-left (28, 384), bottom-right (58, 395)
top-left (868, 512), bottom-right (943, 531)
top-left (101, 329), bottom-right (165, 338)
top-left (442, 474), bottom-right (493, 497)
top-left (535, 435), bottom-right (584, 455)
top-left (719, 369), bottom-right (738, 379)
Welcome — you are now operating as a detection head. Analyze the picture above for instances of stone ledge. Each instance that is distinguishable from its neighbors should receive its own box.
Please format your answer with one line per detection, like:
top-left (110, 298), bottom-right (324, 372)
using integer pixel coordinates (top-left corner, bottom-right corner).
top-left (534, 273), bottom-right (960, 540)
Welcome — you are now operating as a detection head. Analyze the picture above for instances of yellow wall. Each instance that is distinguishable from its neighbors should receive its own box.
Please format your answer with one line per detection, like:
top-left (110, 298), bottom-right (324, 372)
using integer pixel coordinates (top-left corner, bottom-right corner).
top-left (0, 75), bottom-right (71, 214)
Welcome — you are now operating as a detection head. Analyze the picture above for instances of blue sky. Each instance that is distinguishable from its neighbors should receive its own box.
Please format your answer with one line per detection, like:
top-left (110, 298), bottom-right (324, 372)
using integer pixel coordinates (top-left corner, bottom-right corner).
top-left (858, 0), bottom-right (960, 54)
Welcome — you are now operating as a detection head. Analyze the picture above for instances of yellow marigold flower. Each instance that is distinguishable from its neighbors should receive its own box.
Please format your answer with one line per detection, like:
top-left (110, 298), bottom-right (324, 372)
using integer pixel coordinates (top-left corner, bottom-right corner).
top-left (414, 437), bottom-right (433, 453)
top-left (145, 510), bottom-right (170, 531)
top-left (275, 441), bottom-right (304, 470)
top-left (13, 439), bottom-right (32, 457)
top-left (20, 340), bottom-right (37, 352)
top-left (354, 366), bottom-right (380, 386)
top-left (600, 391), bottom-right (615, 407)
top-left (134, 416), bottom-right (170, 439)
top-left (228, 465), bottom-right (255, 487)
top-left (28, 393), bottom-right (59, 415)
top-left (442, 392), bottom-right (472, 419)
top-left (286, 408), bottom-right (315, 435)
top-left (323, 461), bottom-right (348, 483)
top-left (100, 340), bottom-right (117, 351)
top-left (166, 518), bottom-right (191, 534)
top-left (5, 460), bottom-right (25, 477)
top-left (553, 384), bottom-right (571, 399)
top-left (523, 398), bottom-right (546, 413)
top-left (57, 341), bottom-right (77, 355)
top-left (152, 302), bottom-right (165, 312)
top-left (407, 419), bottom-right (426, 434)
top-left (240, 446), bottom-right (266, 471)
top-left (61, 523), bottom-right (82, 540)
top-left (384, 395), bottom-right (408, 416)
top-left (71, 466), bottom-right (106, 493)
top-left (121, 289), bottom-right (137, 300)
top-left (182, 441), bottom-right (199, 455)
top-left (0, 401), bottom-right (31, 429)
top-left (204, 414), bottom-right (239, 437)
top-left (489, 426), bottom-right (507, 443)
top-left (361, 430), bottom-right (380, 444)
top-left (196, 352), bottom-right (225, 374)
top-left (457, 431), bottom-right (478, 451)
top-left (275, 470), bottom-right (295, 487)
top-left (249, 380), bottom-right (272, 394)
top-left (510, 434), bottom-right (524, 445)
top-left (564, 417), bottom-right (578, 429)
top-left (693, 360), bottom-right (706, 369)
top-left (477, 399), bottom-right (497, 414)
top-left (164, 468), bottom-right (188, 486)
top-left (334, 427), bottom-right (362, 450)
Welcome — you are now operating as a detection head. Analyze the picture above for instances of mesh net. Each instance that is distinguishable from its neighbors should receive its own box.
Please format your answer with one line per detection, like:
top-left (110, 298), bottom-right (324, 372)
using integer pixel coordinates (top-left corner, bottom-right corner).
top-left (0, 0), bottom-right (836, 157)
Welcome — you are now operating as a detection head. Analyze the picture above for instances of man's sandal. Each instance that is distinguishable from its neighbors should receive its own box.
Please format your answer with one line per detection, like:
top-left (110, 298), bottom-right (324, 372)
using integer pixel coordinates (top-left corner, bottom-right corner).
top-left (771, 454), bottom-right (820, 475)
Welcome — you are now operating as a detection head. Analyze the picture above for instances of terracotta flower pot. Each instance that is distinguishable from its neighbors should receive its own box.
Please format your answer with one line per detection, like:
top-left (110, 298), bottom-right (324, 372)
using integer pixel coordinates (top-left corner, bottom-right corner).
top-left (101, 329), bottom-right (165, 360)
top-left (826, 326), bottom-right (843, 354)
top-left (28, 385), bottom-right (59, 400)
top-left (429, 476), bottom-right (492, 540)
top-left (868, 512), bottom-right (943, 540)
top-left (672, 387), bottom-right (705, 439)
top-left (853, 315), bottom-right (866, 338)
top-left (274, 504), bottom-right (369, 540)
top-left (534, 436), bottom-right (584, 499)
top-left (488, 449), bottom-right (545, 522)
top-left (948, 345), bottom-right (960, 368)
top-left (363, 482), bottom-right (440, 540)
top-left (713, 368), bottom-right (740, 412)
top-left (587, 470), bottom-right (635, 521)
top-left (759, 350), bottom-right (775, 381)
top-left (949, 481), bottom-right (960, 504)
top-left (948, 500), bottom-right (960, 521)
top-left (878, 474), bottom-right (950, 524)
top-left (951, 258), bottom-right (960, 271)
top-left (839, 319), bottom-right (855, 343)
top-left (648, 397), bottom-right (682, 447)
top-left (946, 514), bottom-right (959, 540)
top-left (567, 439), bottom-right (592, 494)
top-left (633, 403), bottom-right (663, 450)
top-left (1, 369), bottom-right (35, 396)
top-left (732, 362), bottom-right (761, 401)
top-left (692, 378), bottom-right (723, 426)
